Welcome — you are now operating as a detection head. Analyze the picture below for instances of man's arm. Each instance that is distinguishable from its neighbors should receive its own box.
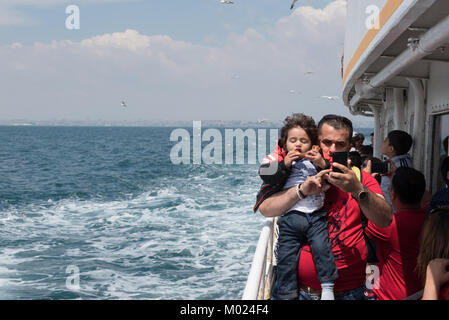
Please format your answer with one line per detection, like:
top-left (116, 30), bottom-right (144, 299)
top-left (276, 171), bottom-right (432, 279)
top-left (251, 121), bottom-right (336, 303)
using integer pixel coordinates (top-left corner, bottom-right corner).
top-left (258, 187), bottom-right (299, 217)
top-left (356, 188), bottom-right (392, 228)
top-left (365, 220), bottom-right (392, 242)
top-left (259, 169), bottom-right (331, 218)
top-left (329, 163), bottom-right (393, 228)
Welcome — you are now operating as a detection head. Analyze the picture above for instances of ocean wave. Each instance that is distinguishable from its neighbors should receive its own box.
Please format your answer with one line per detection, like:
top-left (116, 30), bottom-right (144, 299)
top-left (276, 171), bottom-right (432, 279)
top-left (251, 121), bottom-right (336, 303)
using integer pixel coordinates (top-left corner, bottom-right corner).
top-left (0, 126), bottom-right (273, 299)
top-left (0, 180), bottom-right (264, 299)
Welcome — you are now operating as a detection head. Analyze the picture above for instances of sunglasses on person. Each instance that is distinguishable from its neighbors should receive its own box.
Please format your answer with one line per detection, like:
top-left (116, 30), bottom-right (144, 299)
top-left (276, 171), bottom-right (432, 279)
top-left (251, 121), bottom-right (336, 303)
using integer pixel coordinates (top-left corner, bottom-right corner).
top-left (428, 206), bottom-right (449, 216)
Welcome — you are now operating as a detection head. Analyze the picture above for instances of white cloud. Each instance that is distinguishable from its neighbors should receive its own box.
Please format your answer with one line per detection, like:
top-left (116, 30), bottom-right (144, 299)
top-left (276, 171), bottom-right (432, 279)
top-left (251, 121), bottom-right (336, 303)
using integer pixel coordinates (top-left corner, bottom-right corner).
top-left (79, 29), bottom-right (194, 55)
top-left (0, 0), bottom-right (351, 122)
top-left (80, 29), bottom-right (151, 51)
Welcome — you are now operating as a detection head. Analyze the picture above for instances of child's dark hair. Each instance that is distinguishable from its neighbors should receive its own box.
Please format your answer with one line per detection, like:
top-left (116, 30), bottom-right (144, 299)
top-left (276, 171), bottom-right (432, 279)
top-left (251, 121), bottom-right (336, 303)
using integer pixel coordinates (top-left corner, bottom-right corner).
top-left (279, 113), bottom-right (318, 149)
top-left (387, 130), bottom-right (413, 155)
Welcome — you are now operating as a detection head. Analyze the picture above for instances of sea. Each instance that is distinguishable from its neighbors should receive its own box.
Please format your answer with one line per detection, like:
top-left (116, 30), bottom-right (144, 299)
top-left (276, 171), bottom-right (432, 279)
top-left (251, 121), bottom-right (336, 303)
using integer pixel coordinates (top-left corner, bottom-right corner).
top-left (0, 125), bottom-right (373, 300)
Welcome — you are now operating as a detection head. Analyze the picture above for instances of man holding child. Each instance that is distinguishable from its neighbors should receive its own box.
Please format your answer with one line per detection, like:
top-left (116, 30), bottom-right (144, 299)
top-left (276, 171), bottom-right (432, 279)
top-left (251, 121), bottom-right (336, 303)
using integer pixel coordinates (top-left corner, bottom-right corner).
top-left (255, 114), bottom-right (392, 300)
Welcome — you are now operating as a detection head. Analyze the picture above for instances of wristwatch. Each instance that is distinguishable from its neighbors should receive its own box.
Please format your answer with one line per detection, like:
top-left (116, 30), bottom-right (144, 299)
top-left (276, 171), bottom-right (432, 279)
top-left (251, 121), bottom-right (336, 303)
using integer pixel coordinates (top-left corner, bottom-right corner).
top-left (356, 185), bottom-right (369, 201)
top-left (296, 183), bottom-right (307, 200)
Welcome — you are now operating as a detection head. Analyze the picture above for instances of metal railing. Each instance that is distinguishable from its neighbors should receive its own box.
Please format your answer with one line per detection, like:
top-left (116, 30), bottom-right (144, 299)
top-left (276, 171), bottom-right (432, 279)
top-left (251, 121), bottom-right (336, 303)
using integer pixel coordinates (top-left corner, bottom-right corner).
top-left (242, 218), bottom-right (277, 300)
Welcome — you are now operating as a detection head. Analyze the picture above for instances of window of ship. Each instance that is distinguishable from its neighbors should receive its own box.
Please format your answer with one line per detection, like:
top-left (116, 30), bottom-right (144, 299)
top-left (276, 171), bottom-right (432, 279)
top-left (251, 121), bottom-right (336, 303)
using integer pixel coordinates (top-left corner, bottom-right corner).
top-left (431, 113), bottom-right (449, 192)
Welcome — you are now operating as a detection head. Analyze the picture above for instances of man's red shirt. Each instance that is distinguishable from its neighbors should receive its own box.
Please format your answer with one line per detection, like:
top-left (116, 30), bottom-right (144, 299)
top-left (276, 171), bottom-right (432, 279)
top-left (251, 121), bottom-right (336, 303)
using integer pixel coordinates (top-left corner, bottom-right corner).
top-left (365, 207), bottom-right (426, 300)
top-left (297, 171), bottom-right (383, 291)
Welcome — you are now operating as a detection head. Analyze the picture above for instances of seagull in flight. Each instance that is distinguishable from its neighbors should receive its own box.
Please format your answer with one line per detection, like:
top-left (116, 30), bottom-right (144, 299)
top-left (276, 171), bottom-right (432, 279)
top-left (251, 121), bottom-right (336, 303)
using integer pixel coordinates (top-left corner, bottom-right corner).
top-left (320, 96), bottom-right (340, 101)
top-left (291, 0), bottom-right (311, 10)
top-left (304, 71), bottom-right (314, 75)
top-left (258, 119), bottom-right (267, 124)
top-left (220, 0), bottom-right (234, 4)
top-left (121, 101), bottom-right (127, 108)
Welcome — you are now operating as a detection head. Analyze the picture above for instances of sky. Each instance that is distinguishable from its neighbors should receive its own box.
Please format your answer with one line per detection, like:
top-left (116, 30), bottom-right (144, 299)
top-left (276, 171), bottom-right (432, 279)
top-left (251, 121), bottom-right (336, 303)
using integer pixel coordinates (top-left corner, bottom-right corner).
top-left (0, 0), bottom-right (373, 125)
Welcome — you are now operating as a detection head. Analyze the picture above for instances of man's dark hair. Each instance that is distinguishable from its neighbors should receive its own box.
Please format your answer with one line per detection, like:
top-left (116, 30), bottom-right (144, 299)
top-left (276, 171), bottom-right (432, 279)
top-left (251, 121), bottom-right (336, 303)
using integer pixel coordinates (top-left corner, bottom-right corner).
top-left (360, 145), bottom-right (373, 157)
top-left (352, 133), bottom-right (364, 142)
top-left (371, 157), bottom-right (383, 164)
top-left (387, 130), bottom-right (413, 155)
top-left (391, 167), bottom-right (426, 205)
top-left (317, 114), bottom-right (353, 142)
top-left (279, 113), bottom-right (318, 149)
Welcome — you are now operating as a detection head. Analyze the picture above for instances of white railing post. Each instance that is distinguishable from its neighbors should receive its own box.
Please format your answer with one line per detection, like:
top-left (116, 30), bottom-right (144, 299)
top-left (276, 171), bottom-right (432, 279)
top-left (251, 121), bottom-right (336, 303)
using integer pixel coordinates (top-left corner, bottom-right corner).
top-left (242, 218), bottom-right (274, 300)
top-left (263, 223), bottom-right (274, 299)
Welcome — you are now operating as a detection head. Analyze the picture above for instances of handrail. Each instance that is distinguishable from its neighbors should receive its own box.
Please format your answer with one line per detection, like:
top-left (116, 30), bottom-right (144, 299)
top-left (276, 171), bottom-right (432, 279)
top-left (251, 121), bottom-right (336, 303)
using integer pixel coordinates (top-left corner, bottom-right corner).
top-left (242, 218), bottom-right (275, 300)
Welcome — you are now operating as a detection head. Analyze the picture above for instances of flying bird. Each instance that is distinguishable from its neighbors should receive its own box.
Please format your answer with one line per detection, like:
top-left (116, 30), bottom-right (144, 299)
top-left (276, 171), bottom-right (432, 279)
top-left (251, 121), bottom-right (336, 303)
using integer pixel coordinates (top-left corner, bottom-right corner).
top-left (220, 0), bottom-right (234, 4)
top-left (291, 0), bottom-right (311, 10)
top-left (258, 119), bottom-right (268, 124)
top-left (290, 0), bottom-right (298, 10)
top-left (121, 101), bottom-right (127, 108)
top-left (320, 96), bottom-right (340, 101)
top-left (304, 71), bottom-right (314, 75)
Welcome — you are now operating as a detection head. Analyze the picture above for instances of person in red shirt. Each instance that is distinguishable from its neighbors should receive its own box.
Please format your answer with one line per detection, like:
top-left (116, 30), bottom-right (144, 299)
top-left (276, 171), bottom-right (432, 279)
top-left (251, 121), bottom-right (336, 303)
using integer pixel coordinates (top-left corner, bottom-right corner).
top-left (258, 114), bottom-right (392, 300)
top-left (365, 167), bottom-right (427, 300)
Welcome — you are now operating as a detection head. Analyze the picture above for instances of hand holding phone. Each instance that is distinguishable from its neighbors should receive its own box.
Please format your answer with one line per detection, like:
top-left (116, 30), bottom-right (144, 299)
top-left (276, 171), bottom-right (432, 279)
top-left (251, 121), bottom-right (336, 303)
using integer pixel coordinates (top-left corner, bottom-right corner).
top-left (332, 151), bottom-right (348, 173)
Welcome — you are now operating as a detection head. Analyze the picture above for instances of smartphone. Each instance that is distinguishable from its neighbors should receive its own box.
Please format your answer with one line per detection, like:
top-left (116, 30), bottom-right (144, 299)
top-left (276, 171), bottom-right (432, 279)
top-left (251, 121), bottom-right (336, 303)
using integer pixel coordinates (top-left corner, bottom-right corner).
top-left (371, 161), bottom-right (390, 174)
top-left (332, 151), bottom-right (348, 173)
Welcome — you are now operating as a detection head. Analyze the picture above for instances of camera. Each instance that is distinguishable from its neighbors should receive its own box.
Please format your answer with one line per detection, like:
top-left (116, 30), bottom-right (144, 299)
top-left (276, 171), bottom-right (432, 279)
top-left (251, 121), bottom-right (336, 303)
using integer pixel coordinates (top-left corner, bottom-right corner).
top-left (371, 161), bottom-right (390, 174)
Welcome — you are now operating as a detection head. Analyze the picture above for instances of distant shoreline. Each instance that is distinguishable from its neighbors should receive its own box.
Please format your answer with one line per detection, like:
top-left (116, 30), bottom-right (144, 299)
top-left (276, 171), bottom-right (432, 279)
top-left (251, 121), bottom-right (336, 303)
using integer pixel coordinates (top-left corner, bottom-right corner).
top-left (0, 119), bottom-right (375, 129)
